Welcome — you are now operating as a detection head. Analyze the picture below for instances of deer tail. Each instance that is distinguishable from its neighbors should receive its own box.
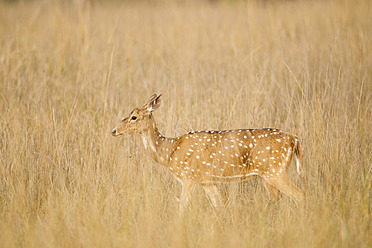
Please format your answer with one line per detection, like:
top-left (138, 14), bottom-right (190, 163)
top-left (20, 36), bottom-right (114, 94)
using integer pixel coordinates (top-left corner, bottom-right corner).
top-left (293, 137), bottom-right (303, 175)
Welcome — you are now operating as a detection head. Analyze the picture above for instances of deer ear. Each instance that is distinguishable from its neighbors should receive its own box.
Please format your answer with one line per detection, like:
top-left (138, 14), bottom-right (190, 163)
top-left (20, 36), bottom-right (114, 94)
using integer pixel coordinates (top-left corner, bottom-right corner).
top-left (146, 94), bottom-right (157, 104)
top-left (145, 94), bottom-right (162, 113)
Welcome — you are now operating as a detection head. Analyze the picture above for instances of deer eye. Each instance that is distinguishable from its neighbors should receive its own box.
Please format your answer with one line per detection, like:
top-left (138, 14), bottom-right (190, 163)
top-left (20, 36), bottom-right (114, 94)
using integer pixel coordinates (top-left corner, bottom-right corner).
top-left (131, 116), bottom-right (137, 120)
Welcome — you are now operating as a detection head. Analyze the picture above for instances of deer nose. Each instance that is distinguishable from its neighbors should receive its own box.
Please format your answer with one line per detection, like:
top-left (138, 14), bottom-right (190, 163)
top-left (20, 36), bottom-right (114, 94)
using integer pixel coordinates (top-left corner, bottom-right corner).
top-left (111, 129), bottom-right (117, 136)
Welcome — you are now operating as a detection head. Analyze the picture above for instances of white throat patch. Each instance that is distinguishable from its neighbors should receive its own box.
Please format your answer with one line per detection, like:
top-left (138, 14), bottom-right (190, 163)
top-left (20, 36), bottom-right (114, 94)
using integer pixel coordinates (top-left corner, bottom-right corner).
top-left (141, 135), bottom-right (156, 152)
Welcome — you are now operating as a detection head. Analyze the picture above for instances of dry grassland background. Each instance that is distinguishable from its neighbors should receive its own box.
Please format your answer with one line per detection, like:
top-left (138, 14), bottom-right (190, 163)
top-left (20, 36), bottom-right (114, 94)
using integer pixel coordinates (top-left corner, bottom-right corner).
top-left (0, 0), bottom-right (371, 247)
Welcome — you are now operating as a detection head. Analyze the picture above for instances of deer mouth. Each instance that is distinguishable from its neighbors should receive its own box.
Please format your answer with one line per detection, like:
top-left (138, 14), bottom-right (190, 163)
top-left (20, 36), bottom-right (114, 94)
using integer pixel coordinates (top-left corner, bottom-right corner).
top-left (111, 129), bottom-right (123, 137)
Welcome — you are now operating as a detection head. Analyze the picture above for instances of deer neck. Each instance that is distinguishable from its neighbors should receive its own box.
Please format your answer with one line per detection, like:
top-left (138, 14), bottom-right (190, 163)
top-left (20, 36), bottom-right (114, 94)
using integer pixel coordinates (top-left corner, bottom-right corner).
top-left (140, 115), bottom-right (174, 165)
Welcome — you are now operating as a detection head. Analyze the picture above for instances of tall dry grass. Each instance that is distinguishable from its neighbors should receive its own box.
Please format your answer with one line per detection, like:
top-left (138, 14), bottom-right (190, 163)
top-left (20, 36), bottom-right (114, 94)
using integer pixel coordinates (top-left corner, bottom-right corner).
top-left (0, 0), bottom-right (371, 247)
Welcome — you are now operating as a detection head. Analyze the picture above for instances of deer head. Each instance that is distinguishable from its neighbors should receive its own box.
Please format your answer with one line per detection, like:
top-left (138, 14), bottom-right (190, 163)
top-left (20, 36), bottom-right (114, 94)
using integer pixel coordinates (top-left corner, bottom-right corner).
top-left (111, 94), bottom-right (162, 137)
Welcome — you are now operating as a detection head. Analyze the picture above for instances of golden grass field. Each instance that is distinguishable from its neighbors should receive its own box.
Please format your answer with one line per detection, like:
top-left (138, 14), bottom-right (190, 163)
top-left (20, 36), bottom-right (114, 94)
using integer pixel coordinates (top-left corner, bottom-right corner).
top-left (0, 0), bottom-right (371, 247)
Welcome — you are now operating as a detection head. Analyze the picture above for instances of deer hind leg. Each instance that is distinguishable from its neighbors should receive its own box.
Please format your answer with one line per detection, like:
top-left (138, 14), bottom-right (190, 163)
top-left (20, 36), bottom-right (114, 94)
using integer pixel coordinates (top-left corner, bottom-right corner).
top-left (202, 184), bottom-right (223, 208)
top-left (263, 175), bottom-right (304, 204)
top-left (179, 181), bottom-right (196, 214)
top-left (262, 180), bottom-right (282, 203)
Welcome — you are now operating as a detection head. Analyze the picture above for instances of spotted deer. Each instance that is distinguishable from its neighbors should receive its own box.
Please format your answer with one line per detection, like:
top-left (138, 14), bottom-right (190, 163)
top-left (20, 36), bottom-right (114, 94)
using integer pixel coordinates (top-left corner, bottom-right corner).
top-left (112, 94), bottom-right (304, 212)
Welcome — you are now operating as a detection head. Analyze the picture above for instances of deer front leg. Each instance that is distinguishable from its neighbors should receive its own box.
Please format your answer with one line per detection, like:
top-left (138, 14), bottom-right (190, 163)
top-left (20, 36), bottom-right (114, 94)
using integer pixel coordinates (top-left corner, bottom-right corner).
top-left (179, 181), bottom-right (196, 214)
top-left (202, 184), bottom-right (223, 208)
